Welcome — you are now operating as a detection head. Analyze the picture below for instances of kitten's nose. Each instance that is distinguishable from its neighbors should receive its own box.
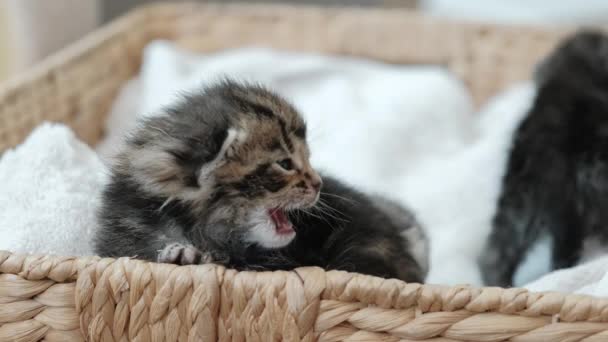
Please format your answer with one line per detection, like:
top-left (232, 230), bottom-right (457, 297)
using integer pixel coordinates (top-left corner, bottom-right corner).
top-left (308, 173), bottom-right (323, 192)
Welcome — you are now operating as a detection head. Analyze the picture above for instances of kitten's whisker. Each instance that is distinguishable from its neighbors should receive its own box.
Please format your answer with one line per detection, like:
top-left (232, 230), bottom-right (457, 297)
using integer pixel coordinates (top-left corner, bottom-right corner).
top-left (320, 191), bottom-right (358, 205)
top-left (300, 207), bottom-right (338, 231)
top-left (318, 197), bottom-right (349, 213)
top-left (315, 199), bottom-right (349, 221)
top-left (317, 198), bottom-right (345, 212)
top-left (158, 196), bottom-right (175, 212)
top-left (309, 202), bottom-right (348, 224)
top-left (314, 209), bottom-right (347, 224)
top-left (300, 208), bottom-right (324, 220)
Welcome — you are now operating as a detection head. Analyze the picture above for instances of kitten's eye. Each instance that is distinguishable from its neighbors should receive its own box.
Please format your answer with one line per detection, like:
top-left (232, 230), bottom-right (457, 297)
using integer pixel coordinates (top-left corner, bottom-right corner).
top-left (276, 158), bottom-right (294, 171)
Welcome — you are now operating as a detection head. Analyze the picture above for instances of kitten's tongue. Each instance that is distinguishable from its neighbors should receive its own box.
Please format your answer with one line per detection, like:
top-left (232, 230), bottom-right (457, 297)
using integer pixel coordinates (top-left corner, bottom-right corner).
top-left (269, 208), bottom-right (294, 235)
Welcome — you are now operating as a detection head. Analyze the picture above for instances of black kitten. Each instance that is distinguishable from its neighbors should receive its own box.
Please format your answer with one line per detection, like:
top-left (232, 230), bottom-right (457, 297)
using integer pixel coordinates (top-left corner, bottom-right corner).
top-left (480, 31), bottom-right (608, 286)
top-left (95, 80), bottom-right (429, 282)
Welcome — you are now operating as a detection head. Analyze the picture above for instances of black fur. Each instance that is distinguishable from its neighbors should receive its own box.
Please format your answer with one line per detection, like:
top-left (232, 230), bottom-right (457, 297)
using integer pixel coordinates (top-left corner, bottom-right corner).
top-left (480, 31), bottom-right (608, 286)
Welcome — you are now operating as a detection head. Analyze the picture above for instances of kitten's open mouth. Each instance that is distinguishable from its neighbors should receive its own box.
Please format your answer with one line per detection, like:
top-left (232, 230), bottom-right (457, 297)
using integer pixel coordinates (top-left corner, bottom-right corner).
top-left (268, 208), bottom-right (294, 235)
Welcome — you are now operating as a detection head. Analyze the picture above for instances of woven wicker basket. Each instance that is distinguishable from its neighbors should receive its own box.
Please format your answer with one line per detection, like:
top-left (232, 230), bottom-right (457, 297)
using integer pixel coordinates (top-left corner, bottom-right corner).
top-left (0, 3), bottom-right (604, 342)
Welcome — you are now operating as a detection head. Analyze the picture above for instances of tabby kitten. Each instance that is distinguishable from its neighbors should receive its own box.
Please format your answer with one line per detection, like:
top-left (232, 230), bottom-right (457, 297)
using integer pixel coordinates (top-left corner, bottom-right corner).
top-left (95, 80), bottom-right (428, 282)
top-left (479, 31), bottom-right (608, 286)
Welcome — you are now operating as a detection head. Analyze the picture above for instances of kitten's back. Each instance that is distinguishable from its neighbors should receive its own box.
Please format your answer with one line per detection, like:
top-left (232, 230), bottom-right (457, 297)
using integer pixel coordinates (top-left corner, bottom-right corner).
top-left (480, 31), bottom-right (608, 286)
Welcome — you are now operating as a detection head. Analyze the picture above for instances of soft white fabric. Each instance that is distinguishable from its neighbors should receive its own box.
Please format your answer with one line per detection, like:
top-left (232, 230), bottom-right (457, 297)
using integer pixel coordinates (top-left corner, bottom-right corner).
top-left (0, 123), bottom-right (107, 256)
top-left (406, 83), bottom-right (535, 285)
top-left (525, 255), bottom-right (608, 297)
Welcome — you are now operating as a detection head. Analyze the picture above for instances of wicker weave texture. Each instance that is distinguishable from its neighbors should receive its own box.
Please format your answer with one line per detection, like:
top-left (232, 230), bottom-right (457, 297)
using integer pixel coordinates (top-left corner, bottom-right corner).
top-left (0, 3), bottom-right (597, 342)
top-left (3, 251), bottom-right (608, 342)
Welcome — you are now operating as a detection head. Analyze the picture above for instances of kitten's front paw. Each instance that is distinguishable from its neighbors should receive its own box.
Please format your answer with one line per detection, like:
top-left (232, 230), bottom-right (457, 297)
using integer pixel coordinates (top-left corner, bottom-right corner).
top-left (158, 243), bottom-right (203, 265)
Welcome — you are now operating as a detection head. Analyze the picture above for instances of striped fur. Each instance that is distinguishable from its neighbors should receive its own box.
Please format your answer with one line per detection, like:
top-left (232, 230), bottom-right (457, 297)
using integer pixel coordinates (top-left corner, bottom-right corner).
top-left (95, 80), bottom-right (428, 282)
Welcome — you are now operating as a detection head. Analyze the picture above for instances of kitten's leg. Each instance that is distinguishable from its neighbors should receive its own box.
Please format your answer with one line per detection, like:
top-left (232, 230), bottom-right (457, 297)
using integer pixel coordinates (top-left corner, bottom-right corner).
top-left (158, 242), bottom-right (206, 265)
top-left (551, 155), bottom-right (608, 270)
top-left (479, 204), bottom-right (532, 287)
top-left (96, 217), bottom-right (226, 266)
top-left (126, 231), bottom-right (207, 265)
top-left (551, 229), bottom-right (581, 270)
top-left (479, 231), bottom-right (519, 287)
top-left (97, 221), bottom-right (209, 265)
top-left (157, 242), bottom-right (229, 266)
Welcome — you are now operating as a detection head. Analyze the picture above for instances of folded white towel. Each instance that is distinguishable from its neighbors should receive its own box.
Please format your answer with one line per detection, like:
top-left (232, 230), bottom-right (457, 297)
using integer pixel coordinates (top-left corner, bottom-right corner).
top-left (0, 123), bottom-right (107, 256)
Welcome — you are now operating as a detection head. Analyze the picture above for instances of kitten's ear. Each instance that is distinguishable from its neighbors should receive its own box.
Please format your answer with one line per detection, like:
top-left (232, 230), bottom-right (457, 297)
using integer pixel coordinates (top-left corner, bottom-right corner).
top-left (198, 127), bottom-right (247, 181)
top-left (123, 124), bottom-right (247, 197)
top-left (224, 127), bottom-right (248, 158)
top-left (124, 138), bottom-right (190, 195)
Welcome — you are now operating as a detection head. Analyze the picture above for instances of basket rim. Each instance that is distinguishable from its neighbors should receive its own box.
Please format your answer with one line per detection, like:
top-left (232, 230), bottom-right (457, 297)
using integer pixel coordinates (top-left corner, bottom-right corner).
top-left (2, 249), bottom-right (607, 322)
top-left (0, 1), bottom-right (567, 103)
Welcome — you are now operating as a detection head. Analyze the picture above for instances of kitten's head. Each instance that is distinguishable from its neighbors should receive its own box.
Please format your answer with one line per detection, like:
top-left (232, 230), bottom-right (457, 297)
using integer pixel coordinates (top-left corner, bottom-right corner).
top-left (119, 80), bottom-right (322, 249)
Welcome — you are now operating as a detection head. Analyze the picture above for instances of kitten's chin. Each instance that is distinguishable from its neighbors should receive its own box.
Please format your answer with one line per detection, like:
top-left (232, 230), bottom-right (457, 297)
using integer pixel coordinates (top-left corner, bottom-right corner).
top-left (246, 221), bottom-right (296, 249)
top-left (245, 209), bottom-right (296, 249)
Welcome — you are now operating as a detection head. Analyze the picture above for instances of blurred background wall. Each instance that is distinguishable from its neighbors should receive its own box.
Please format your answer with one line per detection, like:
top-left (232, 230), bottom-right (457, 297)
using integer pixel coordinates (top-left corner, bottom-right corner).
top-left (0, 2), bottom-right (12, 80)
top-left (1, 0), bottom-right (99, 79)
top-left (2, 0), bottom-right (608, 82)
